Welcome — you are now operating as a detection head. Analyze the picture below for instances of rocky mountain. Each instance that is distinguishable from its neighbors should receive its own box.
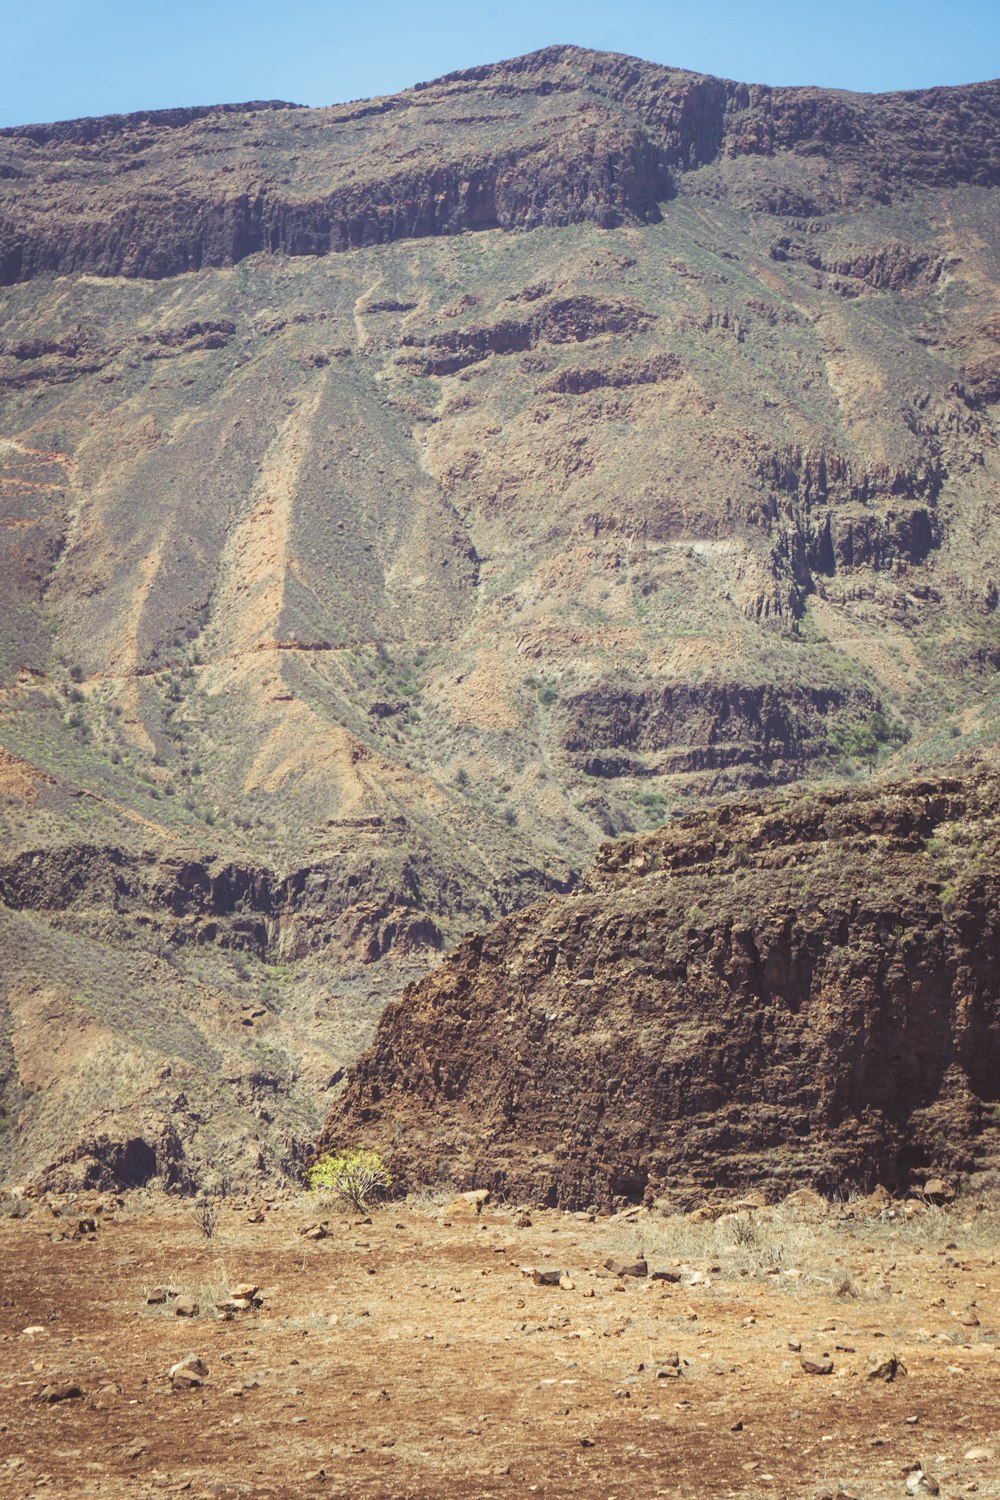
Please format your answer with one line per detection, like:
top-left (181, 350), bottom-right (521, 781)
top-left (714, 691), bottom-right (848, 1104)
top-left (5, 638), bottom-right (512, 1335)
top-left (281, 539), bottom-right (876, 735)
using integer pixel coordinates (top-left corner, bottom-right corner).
top-left (1, 46), bottom-right (999, 1189)
top-left (324, 768), bottom-right (1000, 1207)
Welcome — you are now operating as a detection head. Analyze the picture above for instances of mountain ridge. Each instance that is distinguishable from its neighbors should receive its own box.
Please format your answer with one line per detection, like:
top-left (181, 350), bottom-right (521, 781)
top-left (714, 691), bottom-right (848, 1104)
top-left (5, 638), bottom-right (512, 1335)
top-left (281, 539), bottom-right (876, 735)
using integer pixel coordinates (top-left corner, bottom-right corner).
top-left (3, 46), bottom-right (1000, 286)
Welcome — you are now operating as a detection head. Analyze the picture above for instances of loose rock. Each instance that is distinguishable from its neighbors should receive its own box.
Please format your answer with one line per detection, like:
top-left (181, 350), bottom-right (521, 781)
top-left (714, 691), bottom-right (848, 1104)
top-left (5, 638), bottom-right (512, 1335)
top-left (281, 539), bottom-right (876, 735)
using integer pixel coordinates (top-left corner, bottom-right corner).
top-left (800, 1355), bottom-right (834, 1375)
top-left (603, 1256), bottom-right (647, 1279)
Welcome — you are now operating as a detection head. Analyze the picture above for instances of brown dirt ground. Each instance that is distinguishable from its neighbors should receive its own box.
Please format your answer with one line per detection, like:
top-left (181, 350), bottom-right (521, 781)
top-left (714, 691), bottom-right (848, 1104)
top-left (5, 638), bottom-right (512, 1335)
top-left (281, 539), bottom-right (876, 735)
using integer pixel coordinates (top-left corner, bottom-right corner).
top-left (1, 1193), bottom-right (998, 1499)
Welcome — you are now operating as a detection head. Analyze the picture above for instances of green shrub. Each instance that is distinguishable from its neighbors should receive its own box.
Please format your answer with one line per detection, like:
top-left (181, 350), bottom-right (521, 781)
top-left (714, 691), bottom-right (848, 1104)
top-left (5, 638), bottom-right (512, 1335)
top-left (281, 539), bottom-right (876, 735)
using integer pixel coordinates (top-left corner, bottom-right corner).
top-left (305, 1147), bottom-right (392, 1212)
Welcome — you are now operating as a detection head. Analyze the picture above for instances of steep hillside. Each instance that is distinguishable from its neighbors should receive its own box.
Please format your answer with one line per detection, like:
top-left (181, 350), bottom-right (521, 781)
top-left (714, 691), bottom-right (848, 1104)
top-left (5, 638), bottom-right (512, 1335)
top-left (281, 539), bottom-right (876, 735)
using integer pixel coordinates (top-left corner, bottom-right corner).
top-left (1, 46), bottom-right (1000, 1186)
top-left (324, 768), bottom-right (1000, 1207)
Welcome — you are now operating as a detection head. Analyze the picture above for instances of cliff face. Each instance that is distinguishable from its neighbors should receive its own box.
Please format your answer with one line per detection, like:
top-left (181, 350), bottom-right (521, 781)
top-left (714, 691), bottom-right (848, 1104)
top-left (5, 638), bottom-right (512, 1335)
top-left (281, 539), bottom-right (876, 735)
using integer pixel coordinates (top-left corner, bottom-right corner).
top-left (1, 48), bottom-right (999, 285)
top-left (323, 771), bottom-right (1000, 1207)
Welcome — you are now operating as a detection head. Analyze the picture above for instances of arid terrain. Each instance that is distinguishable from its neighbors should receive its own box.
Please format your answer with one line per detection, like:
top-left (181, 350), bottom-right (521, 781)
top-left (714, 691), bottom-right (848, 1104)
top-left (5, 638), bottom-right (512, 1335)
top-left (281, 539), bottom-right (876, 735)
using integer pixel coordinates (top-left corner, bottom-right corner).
top-left (1, 1187), bottom-right (999, 1498)
top-left (1, 45), bottom-right (1000, 1189)
top-left (2, 42), bottom-right (999, 1500)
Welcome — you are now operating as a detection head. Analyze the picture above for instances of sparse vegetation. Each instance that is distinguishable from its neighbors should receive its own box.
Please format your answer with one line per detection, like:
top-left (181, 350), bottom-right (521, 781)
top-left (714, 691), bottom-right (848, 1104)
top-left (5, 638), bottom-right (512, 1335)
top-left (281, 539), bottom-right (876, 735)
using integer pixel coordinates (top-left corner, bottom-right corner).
top-left (306, 1147), bottom-right (393, 1212)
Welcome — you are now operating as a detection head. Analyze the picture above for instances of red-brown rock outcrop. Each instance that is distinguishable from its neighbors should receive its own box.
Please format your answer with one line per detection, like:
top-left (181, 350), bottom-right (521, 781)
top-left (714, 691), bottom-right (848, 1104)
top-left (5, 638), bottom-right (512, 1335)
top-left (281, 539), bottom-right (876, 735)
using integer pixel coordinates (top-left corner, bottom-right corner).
top-left (322, 770), bottom-right (1000, 1208)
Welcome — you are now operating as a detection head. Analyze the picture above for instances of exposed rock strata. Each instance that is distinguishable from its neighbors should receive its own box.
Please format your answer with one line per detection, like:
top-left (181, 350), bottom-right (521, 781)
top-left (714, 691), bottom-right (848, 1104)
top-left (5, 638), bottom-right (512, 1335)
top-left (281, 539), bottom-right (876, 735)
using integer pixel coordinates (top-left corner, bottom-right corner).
top-left (324, 771), bottom-right (1000, 1208)
top-left (2, 48), bottom-right (1000, 285)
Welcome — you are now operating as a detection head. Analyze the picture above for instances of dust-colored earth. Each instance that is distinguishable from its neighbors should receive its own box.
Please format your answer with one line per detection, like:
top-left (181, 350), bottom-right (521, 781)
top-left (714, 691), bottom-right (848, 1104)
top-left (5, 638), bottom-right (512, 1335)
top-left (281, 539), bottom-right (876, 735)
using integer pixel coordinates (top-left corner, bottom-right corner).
top-left (1, 1190), bottom-right (998, 1498)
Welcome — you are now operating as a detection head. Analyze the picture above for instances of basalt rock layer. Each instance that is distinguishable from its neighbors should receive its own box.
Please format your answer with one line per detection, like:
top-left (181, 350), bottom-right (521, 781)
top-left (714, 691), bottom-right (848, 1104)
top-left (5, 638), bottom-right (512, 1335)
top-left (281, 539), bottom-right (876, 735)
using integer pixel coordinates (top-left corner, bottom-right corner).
top-left (324, 770), bottom-right (1000, 1207)
top-left (2, 51), bottom-right (1000, 284)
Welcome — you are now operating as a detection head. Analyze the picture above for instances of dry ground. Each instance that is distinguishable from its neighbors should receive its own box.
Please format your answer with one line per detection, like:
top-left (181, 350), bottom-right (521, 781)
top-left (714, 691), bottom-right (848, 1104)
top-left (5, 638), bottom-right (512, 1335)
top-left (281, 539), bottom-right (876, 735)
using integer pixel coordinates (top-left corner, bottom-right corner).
top-left (1, 1191), bottom-right (998, 1499)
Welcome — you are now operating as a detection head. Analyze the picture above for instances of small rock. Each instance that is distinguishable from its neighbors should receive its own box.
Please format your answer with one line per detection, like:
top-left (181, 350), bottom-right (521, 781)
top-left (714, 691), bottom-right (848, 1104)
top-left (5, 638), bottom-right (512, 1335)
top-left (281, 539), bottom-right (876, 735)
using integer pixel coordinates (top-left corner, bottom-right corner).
top-left (920, 1178), bottom-right (954, 1203)
top-left (800, 1355), bottom-right (834, 1375)
top-left (788, 1340), bottom-right (802, 1352)
top-left (532, 1268), bottom-right (563, 1287)
top-left (964, 1447), bottom-right (994, 1463)
top-left (867, 1354), bottom-right (906, 1382)
top-left (38, 1383), bottom-right (83, 1403)
top-left (559, 1274), bottom-right (575, 1291)
top-left (650, 1268), bottom-right (681, 1283)
top-left (146, 1288), bottom-right (167, 1305)
top-left (300, 1223), bottom-right (328, 1241)
top-left (603, 1256), bottom-right (647, 1279)
top-left (460, 1189), bottom-right (491, 1209)
top-left (515, 1214), bottom-right (532, 1229)
top-left (169, 1354), bottom-right (208, 1390)
top-left (230, 1283), bottom-right (259, 1301)
top-left (905, 1471), bottom-right (940, 1495)
top-left (781, 1188), bottom-right (827, 1216)
top-left (174, 1297), bottom-right (199, 1318)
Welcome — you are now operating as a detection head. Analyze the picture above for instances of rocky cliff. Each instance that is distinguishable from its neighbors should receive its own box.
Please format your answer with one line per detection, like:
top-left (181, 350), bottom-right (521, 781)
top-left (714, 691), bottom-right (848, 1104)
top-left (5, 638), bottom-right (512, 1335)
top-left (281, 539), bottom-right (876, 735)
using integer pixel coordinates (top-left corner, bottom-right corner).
top-left (323, 769), bottom-right (1000, 1207)
top-left (2, 50), bottom-right (999, 284)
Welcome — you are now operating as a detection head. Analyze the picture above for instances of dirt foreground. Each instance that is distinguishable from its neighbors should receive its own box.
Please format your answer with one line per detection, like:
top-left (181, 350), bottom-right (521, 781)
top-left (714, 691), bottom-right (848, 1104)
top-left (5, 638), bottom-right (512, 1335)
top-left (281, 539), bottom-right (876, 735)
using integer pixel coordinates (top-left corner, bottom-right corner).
top-left (1, 1191), bottom-right (998, 1499)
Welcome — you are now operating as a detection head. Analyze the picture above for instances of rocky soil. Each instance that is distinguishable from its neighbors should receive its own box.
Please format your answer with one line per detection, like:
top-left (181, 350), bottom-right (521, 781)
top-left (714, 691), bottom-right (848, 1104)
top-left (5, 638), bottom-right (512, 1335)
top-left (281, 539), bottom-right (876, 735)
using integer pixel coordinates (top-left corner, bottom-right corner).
top-left (326, 769), bottom-right (1000, 1208)
top-left (0, 1186), bottom-right (998, 1498)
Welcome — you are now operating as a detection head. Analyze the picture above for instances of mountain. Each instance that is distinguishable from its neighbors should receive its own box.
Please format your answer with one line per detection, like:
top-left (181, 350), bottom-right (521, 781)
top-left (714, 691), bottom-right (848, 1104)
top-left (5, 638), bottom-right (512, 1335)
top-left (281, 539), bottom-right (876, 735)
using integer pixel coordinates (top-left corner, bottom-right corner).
top-left (1, 46), bottom-right (999, 1190)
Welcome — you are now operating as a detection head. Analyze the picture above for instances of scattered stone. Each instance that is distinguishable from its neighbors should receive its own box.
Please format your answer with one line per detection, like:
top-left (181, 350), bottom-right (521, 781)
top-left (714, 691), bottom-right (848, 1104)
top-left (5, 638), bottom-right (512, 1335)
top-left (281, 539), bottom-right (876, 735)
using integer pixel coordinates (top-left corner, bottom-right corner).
top-left (460, 1189), bottom-right (491, 1209)
top-left (920, 1178), bottom-right (954, 1203)
top-left (905, 1471), bottom-right (939, 1495)
top-left (146, 1288), bottom-right (167, 1305)
top-left (964, 1448), bottom-right (994, 1463)
top-left (76, 1217), bottom-right (98, 1236)
top-left (169, 1355), bottom-right (208, 1390)
top-left (37, 1383), bottom-right (83, 1403)
top-left (300, 1223), bottom-right (329, 1241)
top-left (800, 1355), bottom-right (834, 1375)
top-left (230, 1283), bottom-right (259, 1301)
top-left (532, 1268), bottom-right (564, 1287)
top-left (788, 1340), bottom-right (802, 1352)
top-left (92, 1382), bottom-right (123, 1408)
top-left (650, 1268), bottom-right (681, 1283)
top-left (781, 1188), bottom-right (828, 1217)
top-left (603, 1256), bottom-right (647, 1278)
top-left (859, 1185), bottom-right (893, 1213)
top-left (515, 1214), bottom-right (532, 1229)
top-left (688, 1203), bottom-right (730, 1223)
top-left (868, 1354), bottom-right (906, 1382)
top-left (559, 1274), bottom-right (575, 1291)
top-left (174, 1297), bottom-right (199, 1318)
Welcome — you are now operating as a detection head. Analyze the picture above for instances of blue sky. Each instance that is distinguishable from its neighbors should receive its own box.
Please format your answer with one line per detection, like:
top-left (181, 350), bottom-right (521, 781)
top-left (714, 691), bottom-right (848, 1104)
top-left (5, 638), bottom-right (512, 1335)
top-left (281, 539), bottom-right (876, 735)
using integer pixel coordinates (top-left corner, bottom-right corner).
top-left (3, 0), bottom-right (999, 128)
